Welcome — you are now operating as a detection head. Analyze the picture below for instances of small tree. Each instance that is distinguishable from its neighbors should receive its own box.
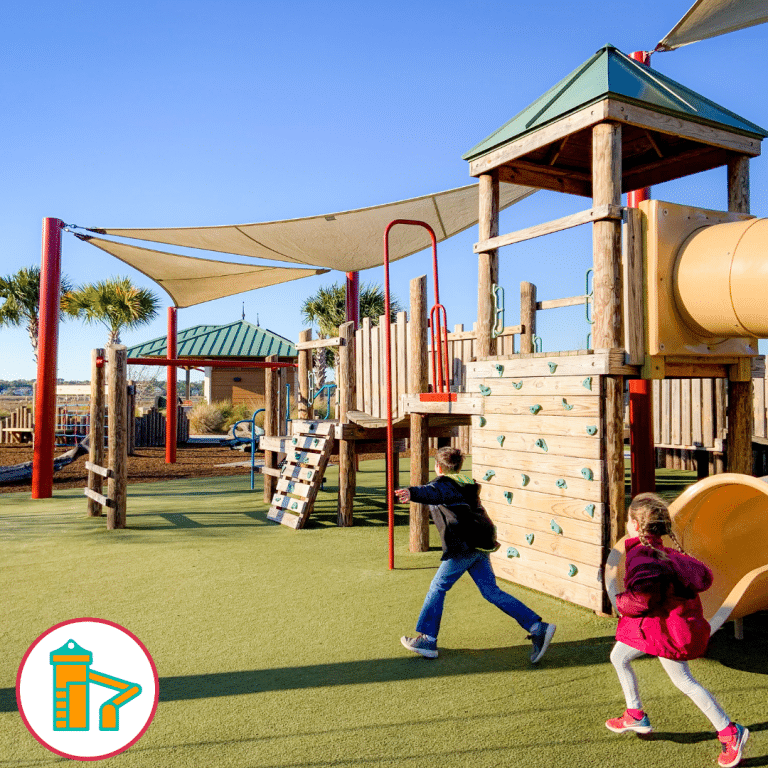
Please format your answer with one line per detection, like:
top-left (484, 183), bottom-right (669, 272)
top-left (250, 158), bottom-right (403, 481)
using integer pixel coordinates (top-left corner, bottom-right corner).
top-left (0, 266), bottom-right (74, 363)
top-left (62, 276), bottom-right (160, 345)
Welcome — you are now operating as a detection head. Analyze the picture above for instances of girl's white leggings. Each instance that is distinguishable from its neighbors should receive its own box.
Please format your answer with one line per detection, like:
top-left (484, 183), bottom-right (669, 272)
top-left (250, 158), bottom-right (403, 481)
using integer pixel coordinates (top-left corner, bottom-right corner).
top-left (610, 641), bottom-right (730, 731)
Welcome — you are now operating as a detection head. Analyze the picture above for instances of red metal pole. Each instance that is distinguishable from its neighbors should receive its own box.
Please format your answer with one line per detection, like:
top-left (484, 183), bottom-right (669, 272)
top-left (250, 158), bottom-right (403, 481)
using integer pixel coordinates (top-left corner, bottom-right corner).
top-left (628, 50), bottom-right (655, 496)
top-left (165, 307), bottom-right (177, 464)
top-left (345, 271), bottom-right (360, 330)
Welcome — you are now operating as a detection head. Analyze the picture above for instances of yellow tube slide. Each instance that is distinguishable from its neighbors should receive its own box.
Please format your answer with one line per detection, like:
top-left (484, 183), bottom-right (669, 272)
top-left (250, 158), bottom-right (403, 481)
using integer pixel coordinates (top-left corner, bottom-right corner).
top-left (605, 474), bottom-right (768, 633)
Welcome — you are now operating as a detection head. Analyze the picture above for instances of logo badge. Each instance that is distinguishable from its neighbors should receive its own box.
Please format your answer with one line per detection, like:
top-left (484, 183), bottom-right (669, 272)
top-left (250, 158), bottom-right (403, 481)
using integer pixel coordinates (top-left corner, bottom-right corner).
top-left (16, 618), bottom-right (158, 761)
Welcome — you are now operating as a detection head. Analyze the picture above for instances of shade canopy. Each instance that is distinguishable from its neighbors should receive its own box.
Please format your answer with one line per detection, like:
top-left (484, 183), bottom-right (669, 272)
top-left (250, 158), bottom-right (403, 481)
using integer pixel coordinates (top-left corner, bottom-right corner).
top-left (81, 236), bottom-right (329, 308)
top-left (86, 182), bottom-right (536, 272)
top-left (657, 0), bottom-right (768, 51)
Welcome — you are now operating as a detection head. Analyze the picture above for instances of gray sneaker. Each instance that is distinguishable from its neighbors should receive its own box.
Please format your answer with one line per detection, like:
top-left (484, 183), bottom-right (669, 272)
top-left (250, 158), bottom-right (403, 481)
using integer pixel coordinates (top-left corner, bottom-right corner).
top-left (528, 622), bottom-right (556, 663)
top-left (400, 634), bottom-right (438, 659)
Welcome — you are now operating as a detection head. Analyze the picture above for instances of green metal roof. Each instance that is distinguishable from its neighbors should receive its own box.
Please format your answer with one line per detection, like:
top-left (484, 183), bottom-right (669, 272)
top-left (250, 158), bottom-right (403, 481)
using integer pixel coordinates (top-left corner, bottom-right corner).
top-left (126, 320), bottom-right (297, 359)
top-left (463, 44), bottom-right (768, 162)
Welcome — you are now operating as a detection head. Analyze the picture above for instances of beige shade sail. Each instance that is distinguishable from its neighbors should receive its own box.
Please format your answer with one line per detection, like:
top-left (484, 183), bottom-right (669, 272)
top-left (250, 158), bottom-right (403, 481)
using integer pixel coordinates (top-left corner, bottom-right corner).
top-left (657, 0), bottom-right (768, 51)
top-left (88, 182), bottom-right (536, 272)
top-left (80, 236), bottom-right (329, 308)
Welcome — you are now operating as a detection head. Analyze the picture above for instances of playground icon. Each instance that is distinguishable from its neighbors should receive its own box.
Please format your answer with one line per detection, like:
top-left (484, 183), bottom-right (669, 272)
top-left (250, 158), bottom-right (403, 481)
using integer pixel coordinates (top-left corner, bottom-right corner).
top-left (17, 618), bottom-right (159, 761)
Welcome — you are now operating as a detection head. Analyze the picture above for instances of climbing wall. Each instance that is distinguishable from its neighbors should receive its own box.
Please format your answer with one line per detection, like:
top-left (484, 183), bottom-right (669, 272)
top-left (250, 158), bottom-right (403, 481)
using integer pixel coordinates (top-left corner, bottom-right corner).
top-left (467, 353), bottom-right (608, 611)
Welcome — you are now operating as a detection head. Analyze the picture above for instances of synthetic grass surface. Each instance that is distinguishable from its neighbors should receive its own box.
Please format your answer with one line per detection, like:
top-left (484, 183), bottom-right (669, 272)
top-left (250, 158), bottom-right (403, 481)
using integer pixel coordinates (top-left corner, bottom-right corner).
top-left (2, 460), bottom-right (766, 767)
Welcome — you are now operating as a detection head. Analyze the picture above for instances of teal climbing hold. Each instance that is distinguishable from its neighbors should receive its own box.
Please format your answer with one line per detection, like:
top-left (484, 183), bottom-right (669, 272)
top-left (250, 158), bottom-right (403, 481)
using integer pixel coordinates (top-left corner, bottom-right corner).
top-left (494, 363), bottom-right (504, 376)
top-left (529, 404), bottom-right (542, 415)
top-left (547, 362), bottom-right (557, 374)
top-left (478, 416), bottom-right (487, 427)
top-left (581, 467), bottom-right (594, 481)
top-left (507, 547), bottom-right (520, 558)
top-left (313, 438), bottom-right (320, 447)
top-left (568, 564), bottom-right (578, 577)
top-left (292, 437), bottom-right (298, 445)
top-left (512, 380), bottom-right (523, 390)
top-left (479, 384), bottom-right (492, 396)
top-left (520, 474), bottom-right (530, 486)
top-left (550, 519), bottom-right (563, 535)
top-left (525, 533), bottom-right (535, 545)
top-left (561, 398), bottom-right (573, 410)
top-left (503, 491), bottom-right (513, 504)
top-left (483, 470), bottom-right (496, 481)
top-left (497, 435), bottom-right (505, 447)
top-left (535, 438), bottom-right (548, 452)
top-left (586, 425), bottom-right (598, 436)
top-left (556, 478), bottom-right (567, 489)
top-left (582, 377), bottom-right (592, 390)
top-left (290, 501), bottom-right (299, 511)
top-left (306, 470), bottom-right (314, 480)
top-left (286, 482), bottom-right (295, 493)
top-left (585, 504), bottom-right (595, 518)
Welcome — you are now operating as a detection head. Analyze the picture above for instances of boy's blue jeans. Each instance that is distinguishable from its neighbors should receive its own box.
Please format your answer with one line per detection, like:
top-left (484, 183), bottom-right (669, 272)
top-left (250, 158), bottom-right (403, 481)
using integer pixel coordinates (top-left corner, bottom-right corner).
top-left (415, 551), bottom-right (540, 639)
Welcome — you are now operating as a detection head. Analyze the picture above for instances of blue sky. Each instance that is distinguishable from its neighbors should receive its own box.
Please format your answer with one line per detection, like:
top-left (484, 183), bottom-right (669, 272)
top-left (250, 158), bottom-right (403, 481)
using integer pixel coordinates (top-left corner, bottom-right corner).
top-left (1, 1), bottom-right (767, 382)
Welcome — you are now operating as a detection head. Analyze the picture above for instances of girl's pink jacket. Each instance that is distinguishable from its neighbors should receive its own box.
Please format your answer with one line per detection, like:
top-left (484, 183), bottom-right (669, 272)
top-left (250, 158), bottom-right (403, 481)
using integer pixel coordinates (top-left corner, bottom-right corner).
top-left (615, 536), bottom-right (713, 660)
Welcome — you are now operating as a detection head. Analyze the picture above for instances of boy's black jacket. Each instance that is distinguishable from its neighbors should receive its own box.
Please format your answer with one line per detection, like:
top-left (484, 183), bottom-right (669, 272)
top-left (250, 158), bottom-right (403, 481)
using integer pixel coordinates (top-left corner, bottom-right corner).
top-left (407, 475), bottom-right (499, 560)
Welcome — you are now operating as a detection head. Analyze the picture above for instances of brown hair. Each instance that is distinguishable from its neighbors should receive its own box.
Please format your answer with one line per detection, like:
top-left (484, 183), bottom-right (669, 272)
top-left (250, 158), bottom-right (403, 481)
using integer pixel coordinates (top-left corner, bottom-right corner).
top-left (435, 446), bottom-right (463, 473)
top-left (628, 492), bottom-right (684, 555)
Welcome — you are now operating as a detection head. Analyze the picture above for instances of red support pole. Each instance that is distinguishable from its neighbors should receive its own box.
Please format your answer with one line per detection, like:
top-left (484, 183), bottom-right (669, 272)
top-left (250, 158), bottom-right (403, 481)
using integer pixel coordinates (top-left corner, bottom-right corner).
top-left (628, 50), bottom-right (655, 496)
top-left (165, 307), bottom-right (177, 464)
top-left (32, 218), bottom-right (64, 499)
top-left (345, 271), bottom-right (360, 330)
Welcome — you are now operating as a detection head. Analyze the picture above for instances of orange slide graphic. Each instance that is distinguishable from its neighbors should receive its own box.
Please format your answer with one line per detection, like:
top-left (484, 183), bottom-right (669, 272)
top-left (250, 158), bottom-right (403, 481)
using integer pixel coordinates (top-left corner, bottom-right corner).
top-left (605, 474), bottom-right (768, 633)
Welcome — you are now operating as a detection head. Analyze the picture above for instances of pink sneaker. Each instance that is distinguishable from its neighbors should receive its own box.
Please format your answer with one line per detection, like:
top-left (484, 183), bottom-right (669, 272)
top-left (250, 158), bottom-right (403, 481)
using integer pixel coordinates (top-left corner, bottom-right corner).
top-left (605, 711), bottom-right (652, 734)
top-left (718, 724), bottom-right (748, 767)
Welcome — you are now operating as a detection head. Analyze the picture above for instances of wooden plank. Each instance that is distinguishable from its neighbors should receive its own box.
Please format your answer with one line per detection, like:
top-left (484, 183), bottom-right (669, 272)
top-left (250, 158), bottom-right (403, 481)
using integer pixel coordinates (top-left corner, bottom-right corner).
top-left (754, 377), bottom-right (767, 439)
top-left (623, 208), bottom-right (645, 365)
top-left (485, 500), bottom-right (600, 545)
top-left (481, 484), bottom-right (604, 523)
top-left (519, 281), bottom-right (536, 354)
top-left (266, 507), bottom-right (302, 528)
top-left (661, 379), bottom-right (672, 446)
top-left (289, 420), bottom-right (335, 436)
top-left (474, 204), bottom-right (623, 253)
top-left (536, 295), bottom-right (589, 310)
top-left (276, 477), bottom-right (314, 498)
top-left (85, 461), bottom-right (112, 479)
top-left (472, 428), bottom-right (601, 460)
top-left (491, 545), bottom-right (601, 592)
top-left (287, 448), bottom-right (325, 467)
top-left (465, 374), bottom-right (602, 398)
top-left (295, 336), bottom-right (341, 351)
top-left (465, 351), bottom-right (635, 379)
top-left (370, 322), bottom-right (380, 418)
top-left (291, 434), bottom-right (331, 451)
top-left (682, 379), bottom-right (692, 448)
top-left (259, 467), bottom-right (282, 478)
top-left (473, 446), bottom-right (602, 482)
top-left (401, 393), bottom-right (484, 415)
top-left (691, 379), bottom-right (703, 446)
top-left (477, 170), bottom-right (500, 358)
top-left (472, 461), bottom-right (602, 502)
top-left (84, 488), bottom-right (112, 507)
top-left (671, 379), bottom-right (682, 448)
top-left (396, 312), bottom-right (408, 409)
top-left (702, 379), bottom-right (715, 447)
top-left (480, 395), bottom-right (599, 418)
top-left (493, 519), bottom-right (603, 566)
top-left (361, 317), bottom-right (372, 416)
top-left (476, 412), bottom-right (602, 438)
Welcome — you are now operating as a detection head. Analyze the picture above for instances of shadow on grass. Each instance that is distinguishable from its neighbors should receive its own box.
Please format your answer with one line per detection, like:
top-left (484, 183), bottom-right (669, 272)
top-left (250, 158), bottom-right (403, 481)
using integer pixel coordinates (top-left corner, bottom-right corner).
top-left (706, 612), bottom-right (768, 676)
top-left (0, 636), bottom-right (616, 713)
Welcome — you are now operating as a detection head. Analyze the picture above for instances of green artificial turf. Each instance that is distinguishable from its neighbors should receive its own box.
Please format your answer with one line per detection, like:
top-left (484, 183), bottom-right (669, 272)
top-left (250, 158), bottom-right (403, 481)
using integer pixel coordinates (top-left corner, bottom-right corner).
top-left (1, 460), bottom-right (766, 767)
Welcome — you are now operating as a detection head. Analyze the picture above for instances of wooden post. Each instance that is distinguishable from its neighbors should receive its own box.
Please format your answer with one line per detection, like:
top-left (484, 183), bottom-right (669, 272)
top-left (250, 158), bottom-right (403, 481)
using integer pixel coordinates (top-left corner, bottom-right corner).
top-left (263, 355), bottom-right (279, 504)
top-left (477, 171), bottom-right (499, 359)
top-left (107, 345), bottom-right (128, 529)
top-left (337, 321), bottom-right (357, 526)
top-left (520, 282), bottom-right (537, 354)
top-left (297, 329), bottom-right (312, 420)
top-left (409, 275), bottom-right (430, 552)
top-left (127, 380), bottom-right (136, 456)
top-left (727, 155), bottom-right (753, 475)
top-left (87, 348), bottom-right (105, 517)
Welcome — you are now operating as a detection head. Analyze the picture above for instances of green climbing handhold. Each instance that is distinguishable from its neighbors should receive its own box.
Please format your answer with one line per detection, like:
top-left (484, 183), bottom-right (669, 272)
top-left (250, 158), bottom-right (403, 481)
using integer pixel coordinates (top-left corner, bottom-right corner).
top-left (550, 519), bottom-right (563, 535)
top-left (585, 504), bottom-right (595, 518)
top-left (507, 547), bottom-right (520, 558)
top-left (292, 437), bottom-right (298, 445)
top-left (581, 467), bottom-right (594, 481)
top-left (290, 501), bottom-right (299, 510)
top-left (313, 438), bottom-right (320, 447)
top-left (496, 435), bottom-right (505, 446)
top-left (561, 398), bottom-right (573, 410)
top-left (478, 416), bottom-right (487, 427)
top-left (512, 380), bottom-right (523, 390)
top-left (479, 384), bottom-right (492, 396)
top-left (586, 426), bottom-right (598, 436)
top-left (494, 363), bottom-right (504, 376)
top-left (548, 362), bottom-right (557, 374)
top-left (525, 533), bottom-right (534, 545)
top-left (529, 404), bottom-right (542, 415)
top-left (286, 482), bottom-right (295, 493)
top-left (583, 376), bottom-right (592, 390)
top-left (556, 479), bottom-right (567, 489)
top-left (306, 470), bottom-right (314, 480)
top-left (568, 564), bottom-right (578, 577)
top-left (521, 474), bottom-right (530, 486)
top-left (535, 438), bottom-right (548, 452)
top-left (483, 470), bottom-right (496, 481)
top-left (504, 491), bottom-right (513, 504)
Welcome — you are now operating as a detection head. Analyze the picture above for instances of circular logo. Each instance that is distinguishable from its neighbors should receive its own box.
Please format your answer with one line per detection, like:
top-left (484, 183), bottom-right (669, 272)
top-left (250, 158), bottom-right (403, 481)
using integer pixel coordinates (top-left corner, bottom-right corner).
top-left (16, 618), bottom-right (159, 761)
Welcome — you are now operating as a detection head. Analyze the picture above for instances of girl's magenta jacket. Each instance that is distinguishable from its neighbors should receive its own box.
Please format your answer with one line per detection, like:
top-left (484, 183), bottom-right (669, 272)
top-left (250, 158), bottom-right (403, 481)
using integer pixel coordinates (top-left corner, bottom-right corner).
top-left (615, 536), bottom-right (713, 660)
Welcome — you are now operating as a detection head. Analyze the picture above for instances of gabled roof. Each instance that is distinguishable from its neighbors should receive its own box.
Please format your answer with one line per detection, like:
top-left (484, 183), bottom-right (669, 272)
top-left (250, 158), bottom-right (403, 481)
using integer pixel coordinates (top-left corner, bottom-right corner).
top-left (126, 320), bottom-right (296, 359)
top-left (463, 44), bottom-right (767, 162)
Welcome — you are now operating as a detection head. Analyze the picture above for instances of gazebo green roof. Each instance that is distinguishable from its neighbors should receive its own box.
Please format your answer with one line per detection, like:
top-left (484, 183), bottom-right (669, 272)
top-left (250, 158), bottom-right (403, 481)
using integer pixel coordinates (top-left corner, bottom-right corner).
top-left (126, 320), bottom-right (296, 359)
top-left (464, 44), bottom-right (767, 163)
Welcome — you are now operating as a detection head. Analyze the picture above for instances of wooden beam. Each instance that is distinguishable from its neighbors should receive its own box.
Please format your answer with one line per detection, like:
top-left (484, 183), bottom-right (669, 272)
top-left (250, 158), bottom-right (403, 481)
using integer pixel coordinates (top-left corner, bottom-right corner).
top-left (537, 295), bottom-right (588, 310)
top-left (623, 208), bottom-right (645, 366)
top-left (497, 164), bottom-right (592, 197)
top-left (297, 329), bottom-right (311, 420)
top-left (474, 204), bottom-right (623, 253)
top-left (107, 345), bottom-right (128, 530)
top-left (337, 321), bottom-right (356, 526)
top-left (477, 171), bottom-right (500, 358)
top-left (519, 282), bottom-right (537, 354)
top-left (263, 354), bottom-right (279, 504)
top-left (87, 347), bottom-right (105, 517)
top-left (296, 336), bottom-right (342, 351)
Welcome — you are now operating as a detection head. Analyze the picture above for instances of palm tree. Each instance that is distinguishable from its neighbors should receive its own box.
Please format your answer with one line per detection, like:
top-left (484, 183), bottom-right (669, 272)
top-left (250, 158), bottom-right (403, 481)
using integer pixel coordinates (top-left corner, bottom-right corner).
top-left (300, 282), bottom-right (402, 389)
top-left (0, 266), bottom-right (74, 362)
top-left (61, 276), bottom-right (160, 345)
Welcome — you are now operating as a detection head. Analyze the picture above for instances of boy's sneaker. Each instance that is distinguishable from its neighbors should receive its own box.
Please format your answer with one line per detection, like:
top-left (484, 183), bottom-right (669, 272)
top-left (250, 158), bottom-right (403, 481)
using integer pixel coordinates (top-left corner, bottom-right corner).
top-left (400, 634), bottom-right (438, 659)
top-left (718, 723), bottom-right (749, 767)
top-left (605, 711), bottom-right (653, 735)
top-left (528, 622), bottom-right (556, 663)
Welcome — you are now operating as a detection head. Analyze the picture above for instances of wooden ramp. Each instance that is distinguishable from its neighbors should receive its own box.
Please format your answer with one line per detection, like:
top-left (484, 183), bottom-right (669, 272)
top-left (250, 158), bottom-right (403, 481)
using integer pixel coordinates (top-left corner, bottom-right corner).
top-left (267, 422), bottom-right (334, 529)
